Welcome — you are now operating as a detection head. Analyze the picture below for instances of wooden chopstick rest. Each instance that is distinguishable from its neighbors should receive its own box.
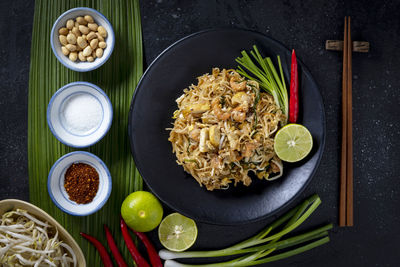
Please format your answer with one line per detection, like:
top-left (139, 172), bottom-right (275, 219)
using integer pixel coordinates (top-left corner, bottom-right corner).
top-left (326, 40), bottom-right (369, 53)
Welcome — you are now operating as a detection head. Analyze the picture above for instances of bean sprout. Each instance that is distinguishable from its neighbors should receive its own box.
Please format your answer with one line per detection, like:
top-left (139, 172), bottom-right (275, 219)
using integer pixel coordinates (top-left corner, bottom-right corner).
top-left (0, 209), bottom-right (77, 266)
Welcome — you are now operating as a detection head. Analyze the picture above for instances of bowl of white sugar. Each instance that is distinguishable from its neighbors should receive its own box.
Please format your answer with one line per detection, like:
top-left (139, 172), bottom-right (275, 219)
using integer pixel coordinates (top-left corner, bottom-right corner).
top-left (47, 82), bottom-right (113, 148)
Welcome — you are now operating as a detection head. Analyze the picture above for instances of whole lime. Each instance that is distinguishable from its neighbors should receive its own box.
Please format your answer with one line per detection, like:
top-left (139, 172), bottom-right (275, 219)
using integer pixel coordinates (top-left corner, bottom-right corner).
top-left (121, 191), bottom-right (163, 232)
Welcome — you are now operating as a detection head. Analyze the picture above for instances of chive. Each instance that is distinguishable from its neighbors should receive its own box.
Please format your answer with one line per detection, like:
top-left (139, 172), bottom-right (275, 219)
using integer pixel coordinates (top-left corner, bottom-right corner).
top-left (251, 86), bottom-right (260, 130)
top-left (236, 45), bottom-right (289, 123)
top-left (184, 159), bottom-right (199, 168)
top-left (187, 139), bottom-right (191, 153)
top-left (220, 96), bottom-right (226, 106)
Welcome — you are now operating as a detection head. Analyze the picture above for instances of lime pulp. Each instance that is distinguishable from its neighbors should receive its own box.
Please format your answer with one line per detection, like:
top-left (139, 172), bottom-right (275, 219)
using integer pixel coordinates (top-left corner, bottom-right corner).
top-left (158, 213), bottom-right (198, 252)
top-left (274, 124), bottom-right (313, 162)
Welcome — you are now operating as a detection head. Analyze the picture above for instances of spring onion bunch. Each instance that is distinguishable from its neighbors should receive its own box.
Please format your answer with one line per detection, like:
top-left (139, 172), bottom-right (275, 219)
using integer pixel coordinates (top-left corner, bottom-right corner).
top-left (236, 45), bottom-right (289, 124)
top-left (0, 209), bottom-right (76, 266)
top-left (160, 195), bottom-right (331, 267)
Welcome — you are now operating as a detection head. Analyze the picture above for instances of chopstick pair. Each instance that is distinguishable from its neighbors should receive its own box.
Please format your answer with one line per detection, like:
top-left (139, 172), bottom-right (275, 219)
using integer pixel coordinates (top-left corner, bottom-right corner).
top-left (339, 16), bottom-right (353, 227)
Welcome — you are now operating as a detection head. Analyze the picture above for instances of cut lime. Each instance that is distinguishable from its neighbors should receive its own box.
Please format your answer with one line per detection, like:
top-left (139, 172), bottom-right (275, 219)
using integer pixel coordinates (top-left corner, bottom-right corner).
top-left (158, 213), bottom-right (198, 252)
top-left (121, 191), bottom-right (163, 232)
top-left (274, 124), bottom-right (313, 162)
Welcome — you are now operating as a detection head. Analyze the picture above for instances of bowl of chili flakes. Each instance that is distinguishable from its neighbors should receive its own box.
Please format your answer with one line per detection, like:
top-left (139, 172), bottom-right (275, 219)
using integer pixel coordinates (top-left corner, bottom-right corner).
top-left (48, 151), bottom-right (111, 216)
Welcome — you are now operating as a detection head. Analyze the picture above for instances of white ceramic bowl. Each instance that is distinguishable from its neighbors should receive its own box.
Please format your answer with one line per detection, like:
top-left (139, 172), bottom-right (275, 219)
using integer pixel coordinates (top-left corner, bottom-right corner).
top-left (48, 151), bottom-right (112, 216)
top-left (50, 7), bottom-right (115, 72)
top-left (0, 199), bottom-right (86, 266)
top-left (47, 81), bottom-right (113, 148)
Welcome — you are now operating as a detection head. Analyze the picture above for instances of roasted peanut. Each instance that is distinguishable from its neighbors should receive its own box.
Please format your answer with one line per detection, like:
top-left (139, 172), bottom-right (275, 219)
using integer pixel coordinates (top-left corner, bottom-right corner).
top-left (66, 33), bottom-right (77, 44)
top-left (90, 38), bottom-right (98, 49)
top-left (82, 46), bottom-right (92, 57)
top-left (95, 48), bottom-right (103, 58)
top-left (87, 23), bottom-right (98, 31)
top-left (77, 36), bottom-right (87, 49)
top-left (59, 27), bottom-right (68, 35)
top-left (66, 19), bottom-right (74, 29)
top-left (85, 32), bottom-right (95, 41)
top-left (95, 32), bottom-right (104, 42)
top-left (78, 25), bottom-right (89, 35)
top-left (84, 15), bottom-right (94, 23)
top-left (65, 44), bottom-right (77, 52)
top-left (76, 16), bottom-right (87, 25)
top-left (98, 41), bottom-right (106, 49)
top-left (97, 26), bottom-right (107, 38)
top-left (69, 52), bottom-right (78, 61)
top-left (71, 27), bottom-right (81, 37)
top-left (61, 46), bottom-right (70, 56)
top-left (59, 35), bottom-right (68, 46)
top-left (78, 51), bottom-right (86, 61)
top-left (59, 15), bottom-right (107, 62)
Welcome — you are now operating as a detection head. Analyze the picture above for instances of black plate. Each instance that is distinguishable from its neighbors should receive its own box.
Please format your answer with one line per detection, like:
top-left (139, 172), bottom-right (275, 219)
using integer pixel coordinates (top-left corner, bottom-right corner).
top-left (128, 29), bottom-right (325, 225)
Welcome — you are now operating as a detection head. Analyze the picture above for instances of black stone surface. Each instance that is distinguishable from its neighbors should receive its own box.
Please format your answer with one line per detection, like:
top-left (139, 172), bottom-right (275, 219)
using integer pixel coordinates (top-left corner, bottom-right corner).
top-left (0, 0), bottom-right (33, 202)
top-left (1, 0), bottom-right (400, 266)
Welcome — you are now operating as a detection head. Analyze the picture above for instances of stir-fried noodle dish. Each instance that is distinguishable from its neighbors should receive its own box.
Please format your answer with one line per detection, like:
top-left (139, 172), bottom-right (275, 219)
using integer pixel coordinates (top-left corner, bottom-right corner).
top-left (168, 68), bottom-right (286, 191)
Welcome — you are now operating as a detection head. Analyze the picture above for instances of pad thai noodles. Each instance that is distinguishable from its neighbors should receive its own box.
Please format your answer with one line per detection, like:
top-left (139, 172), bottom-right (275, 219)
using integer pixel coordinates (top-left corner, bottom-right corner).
top-left (168, 68), bottom-right (286, 191)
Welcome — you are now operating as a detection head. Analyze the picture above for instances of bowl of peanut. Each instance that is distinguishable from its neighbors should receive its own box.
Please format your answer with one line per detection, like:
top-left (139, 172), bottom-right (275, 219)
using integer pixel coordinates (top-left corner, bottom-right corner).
top-left (50, 7), bottom-right (115, 72)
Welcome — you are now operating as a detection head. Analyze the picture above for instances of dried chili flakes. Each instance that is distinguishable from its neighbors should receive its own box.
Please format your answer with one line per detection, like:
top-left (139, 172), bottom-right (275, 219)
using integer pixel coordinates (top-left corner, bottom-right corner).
top-left (64, 163), bottom-right (99, 204)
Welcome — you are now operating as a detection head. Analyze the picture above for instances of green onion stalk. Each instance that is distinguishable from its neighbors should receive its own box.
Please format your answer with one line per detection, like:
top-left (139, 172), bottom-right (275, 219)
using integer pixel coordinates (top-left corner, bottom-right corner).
top-left (159, 195), bottom-right (332, 267)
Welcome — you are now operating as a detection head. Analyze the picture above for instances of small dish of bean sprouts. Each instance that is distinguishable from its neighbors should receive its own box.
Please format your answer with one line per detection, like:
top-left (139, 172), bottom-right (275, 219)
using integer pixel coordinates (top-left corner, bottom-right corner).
top-left (0, 209), bottom-right (77, 266)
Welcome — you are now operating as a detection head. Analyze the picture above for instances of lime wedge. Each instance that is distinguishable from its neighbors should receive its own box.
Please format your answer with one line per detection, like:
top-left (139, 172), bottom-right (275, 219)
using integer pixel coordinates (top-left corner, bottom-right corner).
top-left (274, 124), bottom-right (313, 162)
top-left (158, 213), bottom-right (198, 252)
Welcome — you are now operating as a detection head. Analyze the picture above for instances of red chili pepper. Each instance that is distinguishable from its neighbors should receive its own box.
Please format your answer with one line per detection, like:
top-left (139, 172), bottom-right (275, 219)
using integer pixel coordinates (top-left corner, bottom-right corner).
top-left (132, 230), bottom-right (163, 267)
top-left (80, 232), bottom-right (113, 267)
top-left (289, 49), bottom-right (299, 123)
top-left (120, 217), bottom-right (150, 267)
top-left (104, 225), bottom-right (128, 267)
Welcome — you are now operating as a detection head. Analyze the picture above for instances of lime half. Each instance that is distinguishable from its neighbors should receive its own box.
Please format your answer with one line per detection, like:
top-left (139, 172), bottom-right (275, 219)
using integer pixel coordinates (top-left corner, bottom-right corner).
top-left (274, 124), bottom-right (313, 162)
top-left (158, 213), bottom-right (198, 252)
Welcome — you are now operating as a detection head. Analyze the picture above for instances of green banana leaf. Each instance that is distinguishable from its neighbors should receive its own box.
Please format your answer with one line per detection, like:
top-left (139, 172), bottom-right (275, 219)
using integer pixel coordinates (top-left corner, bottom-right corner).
top-left (28, 0), bottom-right (143, 265)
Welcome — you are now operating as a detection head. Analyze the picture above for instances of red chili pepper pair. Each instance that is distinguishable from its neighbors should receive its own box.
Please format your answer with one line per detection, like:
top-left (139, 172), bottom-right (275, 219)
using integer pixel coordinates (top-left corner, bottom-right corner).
top-left (80, 232), bottom-right (114, 267)
top-left (81, 220), bottom-right (162, 267)
top-left (289, 49), bottom-right (299, 123)
top-left (81, 228), bottom-right (128, 267)
top-left (120, 217), bottom-right (162, 267)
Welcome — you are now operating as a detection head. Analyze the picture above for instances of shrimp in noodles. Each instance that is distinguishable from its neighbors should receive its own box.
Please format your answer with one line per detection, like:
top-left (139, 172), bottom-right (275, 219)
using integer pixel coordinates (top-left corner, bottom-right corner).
top-left (168, 68), bottom-right (286, 191)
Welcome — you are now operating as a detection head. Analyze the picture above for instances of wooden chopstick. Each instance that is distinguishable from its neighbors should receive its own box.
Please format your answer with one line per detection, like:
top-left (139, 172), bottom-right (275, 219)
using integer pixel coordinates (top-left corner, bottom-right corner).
top-left (339, 17), bottom-right (348, 227)
top-left (346, 17), bottom-right (354, 227)
top-left (339, 16), bottom-right (354, 227)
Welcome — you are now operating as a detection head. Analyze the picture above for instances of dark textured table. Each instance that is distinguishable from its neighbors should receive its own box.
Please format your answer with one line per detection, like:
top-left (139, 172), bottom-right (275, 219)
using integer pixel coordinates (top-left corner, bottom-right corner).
top-left (1, 0), bottom-right (399, 266)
